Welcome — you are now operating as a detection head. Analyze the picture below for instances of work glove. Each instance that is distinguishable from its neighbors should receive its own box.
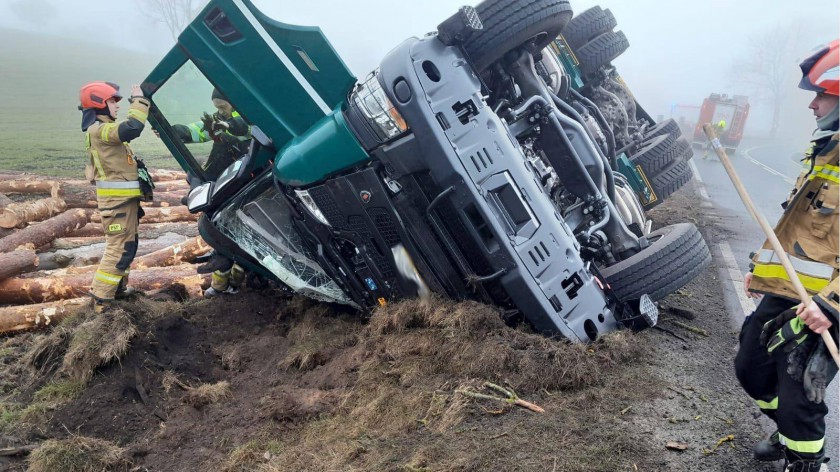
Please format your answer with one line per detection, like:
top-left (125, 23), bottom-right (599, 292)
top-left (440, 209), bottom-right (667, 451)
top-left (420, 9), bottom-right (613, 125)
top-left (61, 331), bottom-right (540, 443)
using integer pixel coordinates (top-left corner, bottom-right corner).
top-left (804, 342), bottom-right (839, 404)
top-left (760, 309), bottom-right (810, 354)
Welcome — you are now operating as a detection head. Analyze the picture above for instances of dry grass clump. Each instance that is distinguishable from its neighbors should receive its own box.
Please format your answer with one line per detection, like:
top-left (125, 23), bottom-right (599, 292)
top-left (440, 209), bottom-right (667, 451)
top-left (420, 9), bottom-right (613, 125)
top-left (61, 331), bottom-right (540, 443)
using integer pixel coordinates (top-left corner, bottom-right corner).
top-left (183, 380), bottom-right (232, 409)
top-left (27, 436), bottom-right (131, 472)
top-left (279, 298), bottom-right (360, 371)
top-left (60, 308), bottom-right (138, 383)
top-left (222, 437), bottom-right (284, 472)
top-left (367, 296), bottom-right (506, 337)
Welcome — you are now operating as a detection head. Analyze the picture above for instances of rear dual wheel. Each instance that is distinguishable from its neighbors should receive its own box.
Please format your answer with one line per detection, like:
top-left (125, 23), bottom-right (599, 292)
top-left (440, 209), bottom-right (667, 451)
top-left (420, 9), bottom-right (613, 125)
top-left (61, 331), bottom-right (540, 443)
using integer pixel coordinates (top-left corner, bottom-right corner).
top-left (463, 0), bottom-right (573, 71)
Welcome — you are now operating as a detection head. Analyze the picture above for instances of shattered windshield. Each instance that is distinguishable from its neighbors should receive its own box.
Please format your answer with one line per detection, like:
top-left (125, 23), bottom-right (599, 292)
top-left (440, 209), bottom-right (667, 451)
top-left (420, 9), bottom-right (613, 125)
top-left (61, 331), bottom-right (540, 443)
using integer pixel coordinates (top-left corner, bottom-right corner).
top-left (213, 179), bottom-right (353, 306)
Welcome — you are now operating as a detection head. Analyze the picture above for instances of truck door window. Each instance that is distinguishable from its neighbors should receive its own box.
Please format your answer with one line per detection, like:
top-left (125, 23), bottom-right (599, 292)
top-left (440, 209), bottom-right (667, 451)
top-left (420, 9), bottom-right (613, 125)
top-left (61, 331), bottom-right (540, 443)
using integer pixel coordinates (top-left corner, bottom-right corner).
top-left (152, 61), bottom-right (253, 182)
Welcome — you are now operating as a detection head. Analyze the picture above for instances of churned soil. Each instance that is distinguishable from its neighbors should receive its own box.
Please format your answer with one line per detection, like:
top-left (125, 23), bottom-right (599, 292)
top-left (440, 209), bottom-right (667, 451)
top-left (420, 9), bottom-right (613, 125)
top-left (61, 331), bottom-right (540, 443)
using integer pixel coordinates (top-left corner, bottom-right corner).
top-left (0, 181), bottom-right (780, 472)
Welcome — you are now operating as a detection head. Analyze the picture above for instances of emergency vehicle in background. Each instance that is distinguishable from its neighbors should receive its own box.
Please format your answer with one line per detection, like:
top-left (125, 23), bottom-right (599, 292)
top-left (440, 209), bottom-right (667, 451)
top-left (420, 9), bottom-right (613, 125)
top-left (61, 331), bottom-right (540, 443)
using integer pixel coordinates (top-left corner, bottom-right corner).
top-left (692, 93), bottom-right (750, 154)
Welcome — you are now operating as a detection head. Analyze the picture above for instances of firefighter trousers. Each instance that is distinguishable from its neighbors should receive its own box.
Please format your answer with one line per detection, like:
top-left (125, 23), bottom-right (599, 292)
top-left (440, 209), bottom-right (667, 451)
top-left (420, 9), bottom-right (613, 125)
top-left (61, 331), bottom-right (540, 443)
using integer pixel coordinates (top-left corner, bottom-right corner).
top-left (211, 263), bottom-right (245, 292)
top-left (734, 295), bottom-right (835, 459)
top-left (90, 199), bottom-right (140, 300)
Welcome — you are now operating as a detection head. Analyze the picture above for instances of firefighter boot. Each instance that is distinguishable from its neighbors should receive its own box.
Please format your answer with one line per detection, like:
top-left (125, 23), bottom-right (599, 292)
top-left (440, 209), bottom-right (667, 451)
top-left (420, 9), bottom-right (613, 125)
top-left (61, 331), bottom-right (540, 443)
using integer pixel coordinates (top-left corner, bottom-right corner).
top-left (784, 449), bottom-right (828, 472)
top-left (754, 430), bottom-right (785, 461)
top-left (114, 276), bottom-right (143, 300)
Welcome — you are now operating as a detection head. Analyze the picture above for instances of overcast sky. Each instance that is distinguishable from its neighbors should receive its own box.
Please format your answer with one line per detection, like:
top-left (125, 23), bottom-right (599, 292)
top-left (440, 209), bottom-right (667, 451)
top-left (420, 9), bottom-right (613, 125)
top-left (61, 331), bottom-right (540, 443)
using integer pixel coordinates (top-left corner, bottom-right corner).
top-left (2, 0), bottom-right (838, 134)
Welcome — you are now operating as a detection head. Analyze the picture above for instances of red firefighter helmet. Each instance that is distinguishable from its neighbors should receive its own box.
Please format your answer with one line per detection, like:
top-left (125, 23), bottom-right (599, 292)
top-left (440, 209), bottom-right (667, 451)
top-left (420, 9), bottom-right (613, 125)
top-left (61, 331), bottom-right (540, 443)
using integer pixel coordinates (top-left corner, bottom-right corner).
top-left (799, 40), bottom-right (839, 96)
top-left (78, 81), bottom-right (122, 110)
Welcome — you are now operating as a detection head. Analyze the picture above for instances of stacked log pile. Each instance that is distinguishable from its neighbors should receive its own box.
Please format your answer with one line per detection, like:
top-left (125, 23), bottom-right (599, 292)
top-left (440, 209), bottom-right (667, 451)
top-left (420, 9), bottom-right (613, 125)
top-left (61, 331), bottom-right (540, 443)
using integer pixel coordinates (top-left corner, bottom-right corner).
top-left (0, 170), bottom-right (212, 334)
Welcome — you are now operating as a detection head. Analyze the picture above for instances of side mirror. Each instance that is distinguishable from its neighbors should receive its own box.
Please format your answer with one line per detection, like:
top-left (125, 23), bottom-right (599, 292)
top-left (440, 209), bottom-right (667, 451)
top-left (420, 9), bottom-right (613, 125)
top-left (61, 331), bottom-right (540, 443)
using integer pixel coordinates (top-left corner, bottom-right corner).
top-left (187, 182), bottom-right (214, 213)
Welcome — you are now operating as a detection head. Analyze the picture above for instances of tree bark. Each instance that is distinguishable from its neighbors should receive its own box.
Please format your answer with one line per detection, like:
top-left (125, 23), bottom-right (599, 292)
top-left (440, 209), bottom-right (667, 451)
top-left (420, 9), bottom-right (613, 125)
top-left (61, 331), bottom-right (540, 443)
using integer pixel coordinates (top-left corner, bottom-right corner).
top-left (0, 209), bottom-right (92, 253)
top-left (0, 249), bottom-right (38, 281)
top-left (89, 206), bottom-right (197, 224)
top-left (133, 236), bottom-right (210, 269)
top-left (0, 180), bottom-right (61, 198)
top-left (151, 180), bottom-right (190, 193)
top-left (0, 197), bottom-right (67, 229)
top-left (40, 233), bottom-right (191, 270)
top-left (149, 169), bottom-right (187, 182)
top-left (0, 298), bottom-right (89, 334)
top-left (142, 191), bottom-right (186, 208)
top-left (0, 265), bottom-right (208, 304)
top-left (66, 221), bottom-right (198, 238)
top-left (0, 193), bottom-right (13, 210)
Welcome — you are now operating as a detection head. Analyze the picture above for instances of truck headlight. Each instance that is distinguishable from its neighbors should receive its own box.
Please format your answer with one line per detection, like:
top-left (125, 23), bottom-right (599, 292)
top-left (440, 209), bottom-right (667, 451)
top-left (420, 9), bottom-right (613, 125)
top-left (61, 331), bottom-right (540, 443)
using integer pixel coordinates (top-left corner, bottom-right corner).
top-left (350, 71), bottom-right (409, 141)
top-left (295, 189), bottom-right (331, 227)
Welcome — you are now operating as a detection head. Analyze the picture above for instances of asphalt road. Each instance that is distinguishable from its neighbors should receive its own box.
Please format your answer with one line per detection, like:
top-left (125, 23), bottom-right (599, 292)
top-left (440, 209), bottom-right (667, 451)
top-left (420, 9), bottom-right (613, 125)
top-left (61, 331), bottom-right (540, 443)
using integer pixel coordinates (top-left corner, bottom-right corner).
top-left (690, 137), bottom-right (839, 464)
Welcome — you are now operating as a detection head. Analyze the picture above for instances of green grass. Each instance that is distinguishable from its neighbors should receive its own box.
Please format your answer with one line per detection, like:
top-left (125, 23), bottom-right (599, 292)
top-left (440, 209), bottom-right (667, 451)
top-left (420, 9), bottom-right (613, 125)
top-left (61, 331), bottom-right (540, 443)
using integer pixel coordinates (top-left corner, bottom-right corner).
top-left (0, 28), bottom-right (180, 177)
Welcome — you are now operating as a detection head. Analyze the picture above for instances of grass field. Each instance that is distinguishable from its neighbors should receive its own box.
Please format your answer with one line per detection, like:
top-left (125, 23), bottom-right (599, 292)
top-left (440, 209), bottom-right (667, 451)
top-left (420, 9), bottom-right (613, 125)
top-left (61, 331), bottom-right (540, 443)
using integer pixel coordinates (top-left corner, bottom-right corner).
top-left (0, 28), bottom-right (181, 177)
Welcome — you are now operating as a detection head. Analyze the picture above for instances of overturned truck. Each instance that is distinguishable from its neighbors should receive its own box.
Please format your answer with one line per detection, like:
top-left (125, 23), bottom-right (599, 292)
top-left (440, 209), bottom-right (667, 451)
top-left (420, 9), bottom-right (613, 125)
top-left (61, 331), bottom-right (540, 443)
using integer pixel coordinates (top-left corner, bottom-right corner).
top-left (143, 0), bottom-right (710, 341)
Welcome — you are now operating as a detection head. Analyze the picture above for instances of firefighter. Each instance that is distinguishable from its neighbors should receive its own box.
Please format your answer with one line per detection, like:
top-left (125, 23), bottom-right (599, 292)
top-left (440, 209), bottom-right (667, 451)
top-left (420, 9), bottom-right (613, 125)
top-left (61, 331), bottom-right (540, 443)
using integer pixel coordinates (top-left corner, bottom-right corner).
top-left (79, 82), bottom-right (153, 309)
top-left (169, 88), bottom-right (251, 298)
top-left (171, 88), bottom-right (251, 180)
top-left (703, 118), bottom-right (728, 159)
top-left (734, 39), bottom-right (839, 472)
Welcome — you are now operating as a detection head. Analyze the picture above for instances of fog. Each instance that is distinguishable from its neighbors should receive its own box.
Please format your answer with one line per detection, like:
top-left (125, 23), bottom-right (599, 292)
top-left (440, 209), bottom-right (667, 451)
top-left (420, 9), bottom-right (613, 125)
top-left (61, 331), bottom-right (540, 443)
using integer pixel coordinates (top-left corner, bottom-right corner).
top-left (1, 0), bottom-right (837, 139)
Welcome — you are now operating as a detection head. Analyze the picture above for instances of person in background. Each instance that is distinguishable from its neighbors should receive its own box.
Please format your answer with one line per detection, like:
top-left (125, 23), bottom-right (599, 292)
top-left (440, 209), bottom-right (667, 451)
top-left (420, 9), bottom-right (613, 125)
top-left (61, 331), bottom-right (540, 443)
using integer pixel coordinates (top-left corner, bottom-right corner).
top-left (734, 39), bottom-right (839, 472)
top-left (79, 81), bottom-right (153, 310)
top-left (172, 88), bottom-right (252, 180)
top-left (169, 88), bottom-right (251, 298)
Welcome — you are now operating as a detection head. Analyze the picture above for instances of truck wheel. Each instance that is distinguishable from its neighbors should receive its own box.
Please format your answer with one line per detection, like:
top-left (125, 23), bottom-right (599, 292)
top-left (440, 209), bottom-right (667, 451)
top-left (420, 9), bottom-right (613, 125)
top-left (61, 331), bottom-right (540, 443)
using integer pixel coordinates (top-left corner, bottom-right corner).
top-left (561, 6), bottom-right (617, 50)
top-left (575, 30), bottom-right (629, 76)
top-left (642, 158), bottom-right (694, 211)
top-left (600, 223), bottom-right (711, 301)
top-left (464, 0), bottom-right (573, 71)
top-left (631, 136), bottom-right (690, 177)
top-left (645, 118), bottom-right (681, 141)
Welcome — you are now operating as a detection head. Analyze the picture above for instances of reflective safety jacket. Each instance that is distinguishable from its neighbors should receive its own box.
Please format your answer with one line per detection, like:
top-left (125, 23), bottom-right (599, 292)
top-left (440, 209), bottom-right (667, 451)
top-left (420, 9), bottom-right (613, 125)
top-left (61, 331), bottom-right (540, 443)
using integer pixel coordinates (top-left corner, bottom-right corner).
top-left (84, 97), bottom-right (151, 209)
top-left (172, 111), bottom-right (251, 179)
top-left (749, 132), bottom-right (840, 325)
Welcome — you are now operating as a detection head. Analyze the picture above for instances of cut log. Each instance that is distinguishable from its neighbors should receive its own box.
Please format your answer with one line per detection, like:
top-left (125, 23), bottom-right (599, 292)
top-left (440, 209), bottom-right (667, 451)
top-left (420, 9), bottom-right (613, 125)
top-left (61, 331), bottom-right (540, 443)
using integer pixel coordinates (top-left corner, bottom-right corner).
top-left (0, 265), bottom-right (209, 304)
top-left (60, 182), bottom-right (96, 208)
top-left (48, 235), bottom-right (204, 275)
top-left (0, 298), bottom-right (89, 334)
top-left (90, 206), bottom-right (196, 224)
top-left (66, 221), bottom-right (198, 239)
top-left (0, 209), bottom-right (92, 253)
top-left (40, 233), bottom-right (191, 270)
top-left (0, 249), bottom-right (38, 281)
top-left (0, 193), bottom-right (13, 209)
top-left (0, 180), bottom-right (61, 198)
top-left (142, 191), bottom-right (186, 208)
top-left (152, 180), bottom-right (190, 193)
top-left (133, 236), bottom-right (210, 269)
top-left (51, 237), bottom-right (105, 251)
top-left (0, 197), bottom-right (67, 229)
top-left (149, 169), bottom-right (187, 182)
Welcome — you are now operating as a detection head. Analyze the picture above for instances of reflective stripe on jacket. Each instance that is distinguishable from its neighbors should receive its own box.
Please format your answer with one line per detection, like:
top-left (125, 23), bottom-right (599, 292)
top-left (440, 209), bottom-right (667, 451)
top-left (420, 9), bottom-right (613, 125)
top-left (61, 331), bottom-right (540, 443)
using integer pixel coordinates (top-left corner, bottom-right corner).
top-left (85, 97), bottom-right (150, 208)
top-left (749, 133), bottom-right (839, 322)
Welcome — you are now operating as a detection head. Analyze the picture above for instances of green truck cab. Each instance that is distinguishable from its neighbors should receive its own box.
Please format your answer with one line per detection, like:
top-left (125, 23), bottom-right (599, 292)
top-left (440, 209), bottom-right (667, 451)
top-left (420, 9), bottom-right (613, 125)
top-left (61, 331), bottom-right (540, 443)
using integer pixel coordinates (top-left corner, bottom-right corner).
top-left (142, 0), bottom-right (709, 341)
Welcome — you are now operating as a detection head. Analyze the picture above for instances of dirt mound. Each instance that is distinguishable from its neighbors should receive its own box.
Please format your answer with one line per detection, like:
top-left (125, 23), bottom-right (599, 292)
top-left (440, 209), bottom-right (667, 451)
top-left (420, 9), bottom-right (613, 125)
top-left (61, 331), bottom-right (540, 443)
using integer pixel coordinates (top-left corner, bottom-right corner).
top-left (0, 289), bottom-right (658, 471)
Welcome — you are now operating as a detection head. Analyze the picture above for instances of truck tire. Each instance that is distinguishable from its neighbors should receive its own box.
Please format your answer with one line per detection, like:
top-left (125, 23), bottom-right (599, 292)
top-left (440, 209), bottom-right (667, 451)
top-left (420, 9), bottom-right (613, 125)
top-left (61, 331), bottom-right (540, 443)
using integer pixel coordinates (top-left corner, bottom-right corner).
top-left (631, 136), bottom-right (690, 178)
top-left (464, 0), bottom-right (573, 71)
top-left (645, 118), bottom-right (681, 141)
top-left (575, 30), bottom-right (629, 76)
top-left (643, 158), bottom-right (694, 211)
top-left (562, 6), bottom-right (617, 50)
top-left (600, 223), bottom-right (711, 301)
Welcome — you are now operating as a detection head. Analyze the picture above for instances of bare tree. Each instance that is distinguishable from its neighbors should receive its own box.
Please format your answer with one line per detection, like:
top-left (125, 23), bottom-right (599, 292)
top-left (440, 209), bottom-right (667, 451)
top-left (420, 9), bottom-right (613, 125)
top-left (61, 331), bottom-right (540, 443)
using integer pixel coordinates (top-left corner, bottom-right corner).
top-left (729, 22), bottom-right (811, 139)
top-left (135, 0), bottom-right (208, 42)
